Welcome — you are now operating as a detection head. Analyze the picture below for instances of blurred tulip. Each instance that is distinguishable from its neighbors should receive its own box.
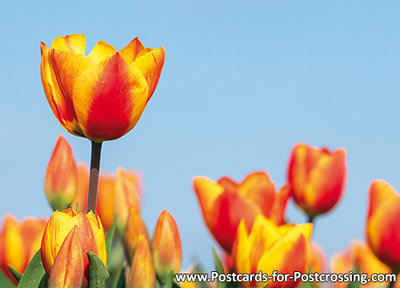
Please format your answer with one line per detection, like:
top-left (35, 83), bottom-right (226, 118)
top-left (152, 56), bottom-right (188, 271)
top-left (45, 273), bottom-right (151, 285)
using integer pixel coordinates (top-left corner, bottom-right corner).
top-left (366, 180), bottom-right (400, 272)
top-left (71, 163), bottom-right (90, 212)
top-left (48, 226), bottom-right (84, 288)
top-left (287, 143), bottom-right (346, 221)
top-left (232, 215), bottom-right (312, 288)
top-left (114, 168), bottom-right (141, 234)
top-left (331, 241), bottom-right (392, 288)
top-left (124, 206), bottom-right (149, 264)
top-left (41, 208), bottom-right (107, 287)
top-left (151, 210), bottom-right (182, 283)
top-left (193, 171), bottom-right (290, 253)
top-left (40, 34), bottom-right (165, 142)
top-left (307, 243), bottom-right (327, 287)
top-left (45, 135), bottom-right (78, 210)
top-left (0, 216), bottom-right (46, 284)
top-left (127, 235), bottom-right (157, 288)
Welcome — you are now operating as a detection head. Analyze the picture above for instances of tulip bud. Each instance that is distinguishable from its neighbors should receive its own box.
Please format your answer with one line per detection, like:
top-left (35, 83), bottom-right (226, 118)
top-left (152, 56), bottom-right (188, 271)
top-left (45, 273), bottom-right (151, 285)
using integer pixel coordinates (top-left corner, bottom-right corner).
top-left (96, 174), bottom-right (117, 231)
top-left (151, 210), bottom-right (182, 283)
top-left (41, 208), bottom-right (107, 287)
top-left (127, 235), bottom-right (156, 288)
top-left (71, 163), bottom-right (90, 213)
top-left (48, 226), bottom-right (84, 288)
top-left (366, 180), bottom-right (400, 272)
top-left (45, 135), bottom-right (78, 210)
top-left (287, 144), bottom-right (346, 220)
top-left (113, 168), bottom-right (141, 234)
top-left (124, 206), bottom-right (149, 264)
top-left (0, 216), bottom-right (46, 284)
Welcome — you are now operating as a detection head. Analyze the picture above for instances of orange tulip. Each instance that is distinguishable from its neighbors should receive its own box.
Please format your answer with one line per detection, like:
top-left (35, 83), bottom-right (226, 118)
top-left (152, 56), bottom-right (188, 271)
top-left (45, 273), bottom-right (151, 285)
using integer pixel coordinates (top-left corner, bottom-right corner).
top-left (151, 210), bottom-right (182, 283)
top-left (41, 208), bottom-right (107, 287)
top-left (232, 215), bottom-right (312, 288)
top-left (40, 34), bottom-right (165, 142)
top-left (48, 226), bottom-right (84, 288)
top-left (193, 171), bottom-right (290, 253)
top-left (71, 163), bottom-right (90, 213)
top-left (287, 144), bottom-right (346, 220)
top-left (331, 241), bottom-right (393, 288)
top-left (0, 216), bottom-right (46, 284)
top-left (366, 180), bottom-right (400, 272)
top-left (124, 206), bottom-right (149, 264)
top-left (45, 135), bottom-right (78, 210)
top-left (127, 235), bottom-right (157, 288)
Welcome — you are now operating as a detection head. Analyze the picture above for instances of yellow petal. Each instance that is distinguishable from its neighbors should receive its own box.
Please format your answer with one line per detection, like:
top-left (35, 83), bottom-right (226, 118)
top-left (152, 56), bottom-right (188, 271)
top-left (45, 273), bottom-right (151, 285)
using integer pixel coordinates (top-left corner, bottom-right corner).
top-left (89, 41), bottom-right (117, 63)
top-left (51, 34), bottom-right (86, 54)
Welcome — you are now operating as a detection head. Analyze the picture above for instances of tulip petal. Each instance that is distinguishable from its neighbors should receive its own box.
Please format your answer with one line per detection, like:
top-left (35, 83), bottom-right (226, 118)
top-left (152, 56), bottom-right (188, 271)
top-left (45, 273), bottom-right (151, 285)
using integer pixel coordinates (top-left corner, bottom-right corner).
top-left (269, 184), bottom-right (291, 225)
top-left (133, 47), bottom-right (165, 102)
top-left (96, 174), bottom-right (117, 231)
top-left (368, 180), bottom-right (398, 218)
top-left (72, 53), bottom-right (149, 141)
top-left (119, 37), bottom-right (145, 63)
top-left (51, 34), bottom-right (86, 54)
top-left (89, 41), bottom-right (117, 63)
top-left (48, 226), bottom-right (84, 288)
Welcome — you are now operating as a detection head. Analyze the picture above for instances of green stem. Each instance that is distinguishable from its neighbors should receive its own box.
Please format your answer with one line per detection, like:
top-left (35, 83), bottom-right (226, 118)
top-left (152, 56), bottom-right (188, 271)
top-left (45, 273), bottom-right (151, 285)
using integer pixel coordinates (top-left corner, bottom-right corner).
top-left (86, 141), bottom-right (102, 213)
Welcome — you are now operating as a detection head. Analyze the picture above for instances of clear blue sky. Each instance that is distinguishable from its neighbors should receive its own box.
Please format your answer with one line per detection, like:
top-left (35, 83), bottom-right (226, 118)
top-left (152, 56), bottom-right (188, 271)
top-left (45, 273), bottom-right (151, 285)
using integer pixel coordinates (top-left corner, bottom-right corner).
top-left (1, 0), bottom-right (400, 269)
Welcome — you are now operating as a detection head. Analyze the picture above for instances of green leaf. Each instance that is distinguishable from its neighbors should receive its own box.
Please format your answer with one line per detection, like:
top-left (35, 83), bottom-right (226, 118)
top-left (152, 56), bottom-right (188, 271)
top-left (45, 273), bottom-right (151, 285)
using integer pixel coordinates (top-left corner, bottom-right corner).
top-left (114, 263), bottom-right (126, 288)
top-left (88, 251), bottom-right (110, 288)
top-left (0, 271), bottom-right (14, 288)
top-left (38, 274), bottom-right (49, 288)
top-left (107, 260), bottom-right (126, 288)
top-left (105, 215), bottom-right (118, 264)
top-left (164, 271), bottom-right (174, 288)
top-left (346, 282), bottom-right (361, 288)
top-left (212, 248), bottom-right (227, 288)
top-left (18, 249), bottom-right (46, 288)
top-left (8, 265), bottom-right (21, 282)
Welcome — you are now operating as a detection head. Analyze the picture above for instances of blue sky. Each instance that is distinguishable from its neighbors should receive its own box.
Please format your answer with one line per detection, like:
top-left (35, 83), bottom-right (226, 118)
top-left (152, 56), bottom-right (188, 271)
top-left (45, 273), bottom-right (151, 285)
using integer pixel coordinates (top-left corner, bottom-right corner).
top-left (1, 0), bottom-right (400, 269)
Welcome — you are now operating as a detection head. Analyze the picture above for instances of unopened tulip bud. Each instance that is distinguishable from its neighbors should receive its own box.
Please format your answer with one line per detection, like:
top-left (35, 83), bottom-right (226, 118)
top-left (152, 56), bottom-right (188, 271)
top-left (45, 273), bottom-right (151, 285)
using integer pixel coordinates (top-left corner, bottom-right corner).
top-left (45, 135), bottom-right (78, 210)
top-left (48, 226), bottom-right (84, 288)
top-left (151, 210), bottom-right (182, 283)
top-left (123, 206), bottom-right (149, 264)
top-left (127, 235), bottom-right (156, 288)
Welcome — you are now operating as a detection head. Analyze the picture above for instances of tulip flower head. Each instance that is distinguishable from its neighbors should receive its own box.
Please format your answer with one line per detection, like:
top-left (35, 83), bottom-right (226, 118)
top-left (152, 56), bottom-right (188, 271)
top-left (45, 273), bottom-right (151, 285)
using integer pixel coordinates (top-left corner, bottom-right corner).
top-left (41, 208), bottom-right (107, 287)
top-left (0, 216), bottom-right (46, 284)
top-left (331, 241), bottom-right (392, 288)
top-left (366, 180), bottom-right (400, 272)
top-left (124, 206), bottom-right (149, 264)
top-left (193, 171), bottom-right (290, 254)
top-left (40, 34), bottom-right (165, 142)
top-left (151, 210), bottom-right (182, 283)
top-left (287, 143), bottom-right (346, 221)
top-left (232, 215), bottom-right (312, 288)
top-left (45, 135), bottom-right (78, 210)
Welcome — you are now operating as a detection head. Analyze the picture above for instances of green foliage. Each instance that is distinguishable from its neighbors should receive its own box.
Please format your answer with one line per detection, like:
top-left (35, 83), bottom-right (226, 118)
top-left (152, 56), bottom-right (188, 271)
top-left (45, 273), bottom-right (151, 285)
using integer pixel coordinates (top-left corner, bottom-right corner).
top-left (88, 251), bottom-right (110, 288)
top-left (105, 215), bottom-right (118, 264)
top-left (0, 271), bottom-right (14, 288)
top-left (17, 250), bottom-right (46, 288)
top-left (8, 265), bottom-right (21, 283)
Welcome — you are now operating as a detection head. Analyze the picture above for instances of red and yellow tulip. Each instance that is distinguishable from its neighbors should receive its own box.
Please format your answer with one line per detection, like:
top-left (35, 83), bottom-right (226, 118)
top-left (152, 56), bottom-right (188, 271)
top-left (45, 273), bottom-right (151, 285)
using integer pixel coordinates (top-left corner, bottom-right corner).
top-left (41, 208), bottom-right (107, 287)
top-left (193, 171), bottom-right (290, 253)
top-left (123, 206), bottom-right (149, 264)
top-left (366, 180), bottom-right (400, 272)
top-left (287, 143), bottom-right (346, 220)
top-left (151, 210), bottom-right (182, 283)
top-left (48, 226), bottom-right (84, 288)
top-left (40, 34), bottom-right (165, 142)
top-left (232, 215), bottom-right (312, 288)
top-left (127, 235), bottom-right (157, 288)
top-left (0, 216), bottom-right (46, 284)
top-left (331, 241), bottom-right (393, 288)
top-left (45, 135), bottom-right (78, 210)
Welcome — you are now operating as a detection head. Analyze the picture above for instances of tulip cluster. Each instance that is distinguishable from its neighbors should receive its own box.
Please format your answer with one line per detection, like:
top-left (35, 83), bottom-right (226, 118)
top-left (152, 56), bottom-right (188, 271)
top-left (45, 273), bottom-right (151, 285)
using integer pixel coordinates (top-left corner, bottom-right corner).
top-left (2, 32), bottom-right (400, 288)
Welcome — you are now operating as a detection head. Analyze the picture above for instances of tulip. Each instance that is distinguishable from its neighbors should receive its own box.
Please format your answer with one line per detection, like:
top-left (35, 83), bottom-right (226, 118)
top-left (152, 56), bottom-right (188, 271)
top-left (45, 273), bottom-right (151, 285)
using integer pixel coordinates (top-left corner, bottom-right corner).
top-left (41, 208), bottom-right (107, 287)
top-left (40, 34), bottom-right (165, 142)
top-left (287, 143), bottom-right (346, 221)
top-left (308, 243), bottom-right (326, 274)
top-left (127, 235), bottom-right (157, 288)
top-left (366, 180), bottom-right (400, 272)
top-left (114, 167), bottom-right (142, 234)
top-left (193, 171), bottom-right (290, 253)
top-left (71, 163), bottom-right (90, 213)
top-left (124, 206), bottom-right (149, 264)
top-left (45, 135), bottom-right (78, 210)
top-left (151, 210), bottom-right (182, 283)
top-left (331, 241), bottom-right (393, 288)
top-left (0, 216), bottom-right (46, 284)
top-left (48, 226), bottom-right (84, 288)
top-left (232, 215), bottom-right (312, 288)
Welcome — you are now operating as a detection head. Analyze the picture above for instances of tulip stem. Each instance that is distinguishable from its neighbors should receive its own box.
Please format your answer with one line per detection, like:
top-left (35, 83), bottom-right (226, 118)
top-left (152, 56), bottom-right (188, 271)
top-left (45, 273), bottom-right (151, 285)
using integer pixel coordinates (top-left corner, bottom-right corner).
top-left (86, 141), bottom-right (102, 213)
